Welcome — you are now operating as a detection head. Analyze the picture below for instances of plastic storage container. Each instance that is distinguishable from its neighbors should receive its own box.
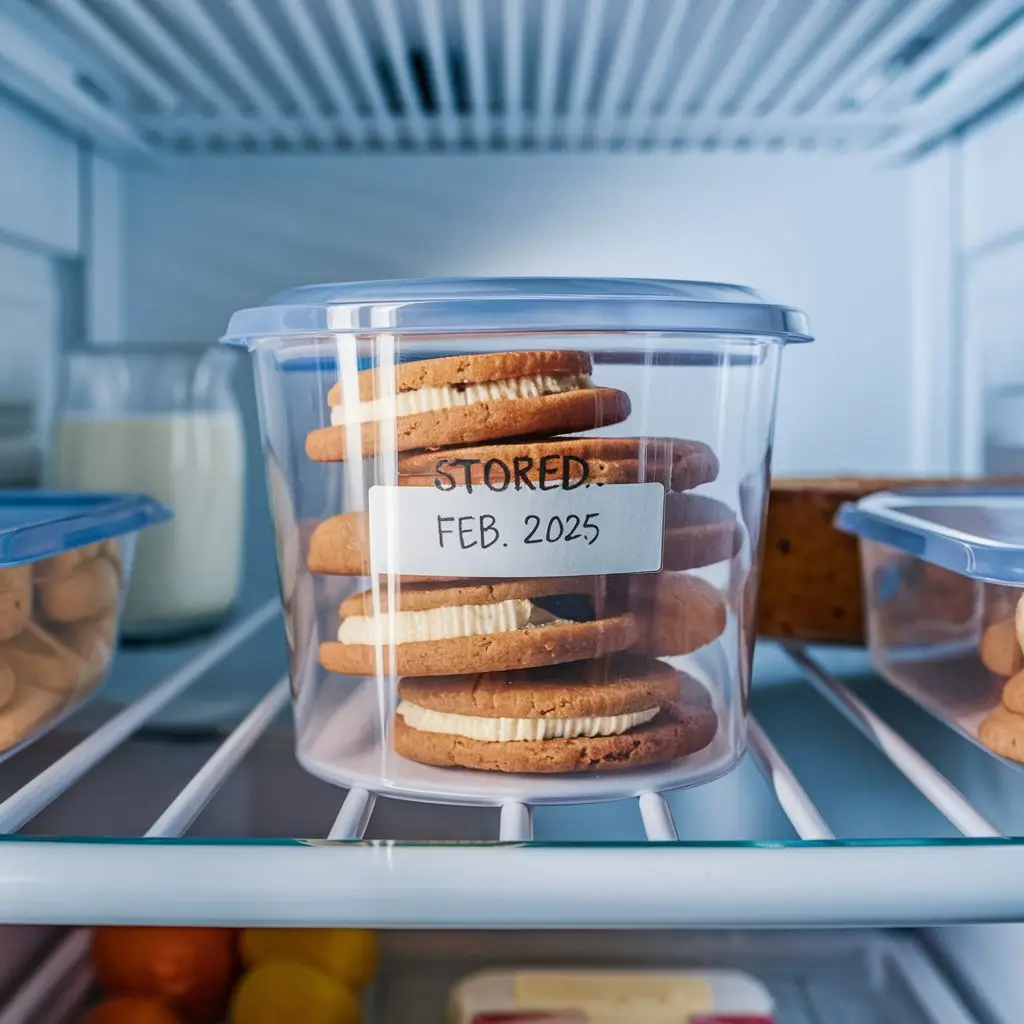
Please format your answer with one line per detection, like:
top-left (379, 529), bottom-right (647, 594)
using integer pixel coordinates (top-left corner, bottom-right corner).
top-left (838, 487), bottom-right (1024, 767)
top-left (0, 491), bottom-right (170, 758)
top-left (450, 968), bottom-right (775, 1022)
top-left (223, 278), bottom-right (811, 802)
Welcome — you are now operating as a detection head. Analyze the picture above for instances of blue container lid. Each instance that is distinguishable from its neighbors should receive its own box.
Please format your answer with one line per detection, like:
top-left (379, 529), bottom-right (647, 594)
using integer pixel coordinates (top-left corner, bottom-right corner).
top-left (221, 277), bottom-right (812, 346)
top-left (0, 492), bottom-right (172, 568)
top-left (836, 487), bottom-right (1024, 585)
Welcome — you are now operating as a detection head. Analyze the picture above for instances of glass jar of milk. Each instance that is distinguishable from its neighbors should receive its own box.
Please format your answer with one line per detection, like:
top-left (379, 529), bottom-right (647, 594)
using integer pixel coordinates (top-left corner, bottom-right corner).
top-left (51, 345), bottom-right (245, 640)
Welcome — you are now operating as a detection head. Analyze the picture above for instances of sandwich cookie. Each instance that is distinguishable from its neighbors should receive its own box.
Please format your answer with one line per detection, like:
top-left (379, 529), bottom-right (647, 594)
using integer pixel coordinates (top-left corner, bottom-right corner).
top-left (393, 656), bottom-right (718, 773)
top-left (306, 350), bottom-right (631, 460)
top-left (320, 578), bottom-right (638, 677)
top-left (307, 437), bottom-right (726, 576)
top-left (662, 493), bottom-right (741, 571)
top-left (613, 573), bottom-right (728, 657)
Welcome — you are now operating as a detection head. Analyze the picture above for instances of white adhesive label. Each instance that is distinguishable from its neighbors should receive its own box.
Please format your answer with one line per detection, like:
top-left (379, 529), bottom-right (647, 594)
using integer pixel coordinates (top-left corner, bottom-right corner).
top-left (368, 482), bottom-right (665, 578)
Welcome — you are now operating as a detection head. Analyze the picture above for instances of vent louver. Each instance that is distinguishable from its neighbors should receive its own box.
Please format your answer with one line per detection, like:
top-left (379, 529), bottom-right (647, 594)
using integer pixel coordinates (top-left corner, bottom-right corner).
top-left (16, 0), bottom-right (1024, 155)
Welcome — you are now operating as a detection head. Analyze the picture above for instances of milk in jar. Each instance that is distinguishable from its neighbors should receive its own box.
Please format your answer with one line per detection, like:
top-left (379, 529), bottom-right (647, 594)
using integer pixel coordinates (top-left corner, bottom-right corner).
top-left (51, 347), bottom-right (245, 639)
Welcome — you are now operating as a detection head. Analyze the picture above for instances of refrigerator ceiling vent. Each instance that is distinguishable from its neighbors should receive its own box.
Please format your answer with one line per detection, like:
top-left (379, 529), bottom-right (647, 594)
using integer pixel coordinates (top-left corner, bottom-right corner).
top-left (14, 0), bottom-right (1024, 156)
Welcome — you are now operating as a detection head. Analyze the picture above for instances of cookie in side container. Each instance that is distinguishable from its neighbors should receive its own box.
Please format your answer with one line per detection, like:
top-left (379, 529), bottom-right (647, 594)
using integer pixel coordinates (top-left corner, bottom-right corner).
top-left (978, 703), bottom-right (1024, 763)
top-left (394, 656), bottom-right (718, 773)
top-left (320, 578), bottom-right (638, 677)
top-left (305, 351), bottom-right (631, 460)
top-left (0, 566), bottom-right (32, 643)
top-left (307, 436), bottom-right (728, 576)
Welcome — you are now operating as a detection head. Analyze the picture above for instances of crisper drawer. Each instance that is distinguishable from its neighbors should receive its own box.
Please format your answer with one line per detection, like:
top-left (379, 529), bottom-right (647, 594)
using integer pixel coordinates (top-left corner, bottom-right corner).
top-left (1, 930), bottom-right (980, 1024)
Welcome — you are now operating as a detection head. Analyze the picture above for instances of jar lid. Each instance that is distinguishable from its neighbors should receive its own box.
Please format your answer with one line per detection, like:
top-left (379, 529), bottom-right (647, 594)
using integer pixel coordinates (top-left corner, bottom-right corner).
top-left (0, 491), bottom-right (171, 567)
top-left (836, 487), bottom-right (1024, 584)
top-left (221, 277), bottom-right (812, 346)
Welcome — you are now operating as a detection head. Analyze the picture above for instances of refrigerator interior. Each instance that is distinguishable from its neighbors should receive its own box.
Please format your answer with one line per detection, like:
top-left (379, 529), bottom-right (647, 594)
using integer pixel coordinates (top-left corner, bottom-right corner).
top-left (2, 0), bottom-right (1024, 1020)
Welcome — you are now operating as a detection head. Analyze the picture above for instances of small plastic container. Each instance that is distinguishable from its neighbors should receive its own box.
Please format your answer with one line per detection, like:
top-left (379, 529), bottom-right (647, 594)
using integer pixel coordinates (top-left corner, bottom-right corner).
top-left (837, 487), bottom-right (1024, 766)
top-left (449, 968), bottom-right (775, 1022)
top-left (0, 491), bottom-right (170, 759)
top-left (223, 278), bottom-right (811, 802)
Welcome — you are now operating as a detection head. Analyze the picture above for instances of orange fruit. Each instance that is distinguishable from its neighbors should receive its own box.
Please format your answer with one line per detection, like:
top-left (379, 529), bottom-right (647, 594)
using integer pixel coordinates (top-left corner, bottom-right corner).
top-left (91, 927), bottom-right (235, 1023)
top-left (84, 996), bottom-right (181, 1024)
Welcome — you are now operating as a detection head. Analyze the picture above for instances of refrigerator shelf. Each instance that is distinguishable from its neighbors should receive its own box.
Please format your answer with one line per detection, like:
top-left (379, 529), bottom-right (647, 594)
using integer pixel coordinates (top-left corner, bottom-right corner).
top-left (0, 599), bottom-right (1022, 929)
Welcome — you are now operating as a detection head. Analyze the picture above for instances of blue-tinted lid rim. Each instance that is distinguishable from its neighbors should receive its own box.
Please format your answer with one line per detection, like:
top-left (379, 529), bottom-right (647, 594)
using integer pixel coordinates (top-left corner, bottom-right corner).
top-left (836, 487), bottom-right (1024, 585)
top-left (220, 278), bottom-right (812, 346)
top-left (0, 492), bottom-right (172, 567)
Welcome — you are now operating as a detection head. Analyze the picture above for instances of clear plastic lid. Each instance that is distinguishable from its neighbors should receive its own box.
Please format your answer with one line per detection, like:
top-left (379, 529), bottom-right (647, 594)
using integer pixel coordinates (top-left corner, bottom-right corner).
top-left (0, 491), bottom-right (172, 567)
top-left (221, 277), bottom-right (812, 345)
top-left (836, 487), bottom-right (1024, 584)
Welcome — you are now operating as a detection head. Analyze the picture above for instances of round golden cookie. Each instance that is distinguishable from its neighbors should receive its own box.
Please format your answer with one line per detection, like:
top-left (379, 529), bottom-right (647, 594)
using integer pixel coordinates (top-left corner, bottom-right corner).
top-left (307, 350), bottom-right (631, 459)
top-left (321, 578), bottom-right (638, 676)
top-left (307, 513), bottom-right (372, 576)
top-left (393, 702), bottom-right (718, 773)
top-left (0, 566), bottom-right (32, 643)
top-left (307, 388), bottom-right (631, 461)
top-left (395, 436), bottom-right (719, 492)
top-left (0, 626), bottom-right (82, 694)
top-left (322, 617), bottom-right (638, 677)
top-left (978, 703), bottom-right (1024, 764)
top-left (329, 349), bottom-right (592, 404)
top-left (37, 555), bottom-right (120, 623)
top-left (613, 573), bottom-right (727, 657)
top-left (1000, 669), bottom-right (1024, 714)
top-left (398, 655), bottom-right (693, 718)
top-left (0, 682), bottom-right (67, 754)
top-left (0, 657), bottom-right (15, 710)
top-left (32, 543), bottom-right (102, 582)
top-left (980, 618), bottom-right (1023, 677)
top-left (54, 613), bottom-right (117, 692)
top-left (338, 576), bottom-right (607, 615)
top-left (663, 493), bottom-right (741, 571)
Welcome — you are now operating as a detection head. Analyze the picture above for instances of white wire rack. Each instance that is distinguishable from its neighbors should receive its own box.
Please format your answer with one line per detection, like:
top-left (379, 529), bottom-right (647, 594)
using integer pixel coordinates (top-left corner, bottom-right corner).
top-left (0, 598), bottom-right (1021, 931)
top-left (7, 0), bottom-right (1024, 155)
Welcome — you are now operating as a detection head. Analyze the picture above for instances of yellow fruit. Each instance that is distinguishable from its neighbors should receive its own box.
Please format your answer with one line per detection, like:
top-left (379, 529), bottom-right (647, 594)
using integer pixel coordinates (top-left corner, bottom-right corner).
top-left (230, 962), bottom-right (359, 1024)
top-left (239, 930), bottom-right (378, 990)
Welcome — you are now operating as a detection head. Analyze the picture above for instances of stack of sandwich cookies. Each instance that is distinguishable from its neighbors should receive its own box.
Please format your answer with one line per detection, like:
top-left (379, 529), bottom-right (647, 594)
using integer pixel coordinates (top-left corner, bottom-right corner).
top-left (394, 657), bottom-right (718, 773)
top-left (305, 348), bottom-right (739, 775)
top-left (306, 350), bottom-right (631, 460)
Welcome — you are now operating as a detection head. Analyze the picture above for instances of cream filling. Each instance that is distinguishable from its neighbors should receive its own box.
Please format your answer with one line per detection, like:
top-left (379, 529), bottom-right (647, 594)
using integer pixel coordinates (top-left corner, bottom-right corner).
top-left (330, 373), bottom-right (591, 425)
top-left (397, 700), bottom-right (660, 742)
top-left (337, 598), bottom-right (559, 645)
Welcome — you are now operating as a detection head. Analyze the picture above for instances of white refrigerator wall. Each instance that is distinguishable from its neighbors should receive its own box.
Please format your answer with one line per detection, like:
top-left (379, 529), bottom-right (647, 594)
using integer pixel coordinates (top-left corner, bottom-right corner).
top-left (0, 89), bottom-right (76, 995)
top-left (122, 151), bottom-right (913, 477)
top-left (926, 98), bottom-right (1024, 1024)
